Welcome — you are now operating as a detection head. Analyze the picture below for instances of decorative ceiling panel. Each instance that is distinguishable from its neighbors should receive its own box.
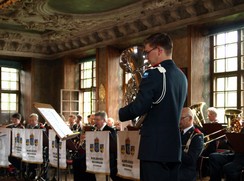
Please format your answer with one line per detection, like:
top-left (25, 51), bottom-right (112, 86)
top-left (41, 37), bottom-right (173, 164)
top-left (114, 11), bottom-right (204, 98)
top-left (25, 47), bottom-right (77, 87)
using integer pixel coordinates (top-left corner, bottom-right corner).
top-left (0, 0), bottom-right (243, 59)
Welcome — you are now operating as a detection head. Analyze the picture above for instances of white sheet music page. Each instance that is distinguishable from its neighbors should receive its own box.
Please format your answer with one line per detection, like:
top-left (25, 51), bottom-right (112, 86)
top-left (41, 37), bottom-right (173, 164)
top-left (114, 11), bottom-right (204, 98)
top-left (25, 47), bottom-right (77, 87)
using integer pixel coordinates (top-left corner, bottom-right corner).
top-left (38, 107), bottom-right (73, 139)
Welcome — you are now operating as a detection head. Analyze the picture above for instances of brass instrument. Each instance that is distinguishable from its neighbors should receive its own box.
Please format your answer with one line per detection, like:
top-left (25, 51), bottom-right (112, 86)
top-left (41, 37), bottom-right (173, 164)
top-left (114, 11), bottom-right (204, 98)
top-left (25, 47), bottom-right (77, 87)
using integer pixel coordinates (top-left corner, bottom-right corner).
top-left (225, 109), bottom-right (242, 133)
top-left (190, 102), bottom-right (206, 128)
top-left (203, 108), bottom-right (243, 146)
top-left (120, 46), bottom-right (148, 127)
top-left (77, 125), bottom-right (95, 150)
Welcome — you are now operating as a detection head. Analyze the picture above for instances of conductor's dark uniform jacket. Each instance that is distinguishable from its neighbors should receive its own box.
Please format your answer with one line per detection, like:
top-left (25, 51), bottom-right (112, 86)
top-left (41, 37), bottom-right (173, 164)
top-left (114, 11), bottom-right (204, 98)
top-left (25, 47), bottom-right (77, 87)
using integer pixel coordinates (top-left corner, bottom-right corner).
top-left (119, 59), bottom-right (188, 163)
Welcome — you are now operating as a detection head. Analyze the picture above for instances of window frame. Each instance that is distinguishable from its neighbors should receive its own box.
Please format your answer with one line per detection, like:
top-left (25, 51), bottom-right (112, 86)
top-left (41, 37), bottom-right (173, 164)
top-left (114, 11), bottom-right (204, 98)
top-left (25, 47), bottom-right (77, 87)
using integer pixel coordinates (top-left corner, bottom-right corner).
top-left (0, 66), bottom-right (20, 122)
top-left (210, 29), bottom-right (244, 124)
top-left (79, 58), bottom-right (96, 123)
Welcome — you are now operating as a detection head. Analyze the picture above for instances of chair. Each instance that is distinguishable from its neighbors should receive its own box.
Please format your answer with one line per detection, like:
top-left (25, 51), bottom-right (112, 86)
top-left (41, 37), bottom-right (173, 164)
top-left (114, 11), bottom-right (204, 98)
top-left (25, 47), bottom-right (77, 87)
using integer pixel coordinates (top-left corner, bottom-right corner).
top-left (197, 156), bottom-right (209, 181)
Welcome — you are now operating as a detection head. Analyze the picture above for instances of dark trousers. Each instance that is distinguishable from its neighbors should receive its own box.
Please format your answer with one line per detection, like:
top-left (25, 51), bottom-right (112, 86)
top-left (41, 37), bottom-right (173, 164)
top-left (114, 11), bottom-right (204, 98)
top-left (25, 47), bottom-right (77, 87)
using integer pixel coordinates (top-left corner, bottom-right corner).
top-left (72, 154), bottom-right (96, 181)
top-left (8, 155), bottom-right (22, 171)
top-left (209, 152), bottom-right (234, 181)
top-left (140, 160), bottom-right (180, 181)
top-left (223, 154), bottom-right (244, 181)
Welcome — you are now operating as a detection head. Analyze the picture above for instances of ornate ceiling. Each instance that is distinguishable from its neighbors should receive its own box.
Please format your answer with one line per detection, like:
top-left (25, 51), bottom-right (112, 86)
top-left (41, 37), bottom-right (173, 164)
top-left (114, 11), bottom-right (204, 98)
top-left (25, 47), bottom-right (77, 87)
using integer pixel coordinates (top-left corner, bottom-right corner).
top-left (0, 0), bottom-right (244, 59)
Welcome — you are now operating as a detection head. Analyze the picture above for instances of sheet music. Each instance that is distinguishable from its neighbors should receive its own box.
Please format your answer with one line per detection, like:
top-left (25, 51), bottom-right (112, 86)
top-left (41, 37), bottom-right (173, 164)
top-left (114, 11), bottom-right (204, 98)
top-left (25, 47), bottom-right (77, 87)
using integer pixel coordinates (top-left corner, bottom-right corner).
top-left (37, 107), bottom-right (73, 139)
top-left (34, 103), bottom-right (80, 140)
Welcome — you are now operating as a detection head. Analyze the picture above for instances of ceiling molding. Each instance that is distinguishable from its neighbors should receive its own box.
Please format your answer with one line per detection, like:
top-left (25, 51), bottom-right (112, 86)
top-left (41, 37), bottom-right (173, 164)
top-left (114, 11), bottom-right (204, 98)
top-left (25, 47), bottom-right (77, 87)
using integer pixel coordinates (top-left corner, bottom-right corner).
top-left (0, 0), bottom-right (243, 59)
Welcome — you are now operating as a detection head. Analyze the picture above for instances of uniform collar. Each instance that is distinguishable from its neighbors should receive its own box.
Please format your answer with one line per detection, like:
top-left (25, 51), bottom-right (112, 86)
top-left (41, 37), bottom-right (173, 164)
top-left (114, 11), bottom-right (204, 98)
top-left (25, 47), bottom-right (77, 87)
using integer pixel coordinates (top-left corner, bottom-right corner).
top-left (183, 125), bottom-right (194, 135)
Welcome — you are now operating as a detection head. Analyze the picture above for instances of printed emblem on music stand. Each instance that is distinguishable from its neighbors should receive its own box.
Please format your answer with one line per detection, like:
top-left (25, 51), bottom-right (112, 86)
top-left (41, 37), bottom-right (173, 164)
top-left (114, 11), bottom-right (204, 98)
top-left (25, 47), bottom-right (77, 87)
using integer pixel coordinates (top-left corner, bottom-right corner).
top-left (94, 137), bottom-right (99, 152)
top-left (120, 137), bottom-right (135, 156)
top-left (90, 144), bottom-right (94, 152)
top-left (126, 137), bottom-right (130, 154)
top-left (52, 140), bottom-right (62, 149)
top-left (100, 144), bottom-right (104, 153)
top-left (30, 133), bottom-right (34, 146)
top-left (26, 133), bottom-right (38, 147)
top-left (26, 139), bottom-right (30, 146)
top-left (121, 145), bottom-right (125, 155)
top-left (15, 132), bottom-right (23, 145)
top-left (131, 146), bottom-right (135, 156)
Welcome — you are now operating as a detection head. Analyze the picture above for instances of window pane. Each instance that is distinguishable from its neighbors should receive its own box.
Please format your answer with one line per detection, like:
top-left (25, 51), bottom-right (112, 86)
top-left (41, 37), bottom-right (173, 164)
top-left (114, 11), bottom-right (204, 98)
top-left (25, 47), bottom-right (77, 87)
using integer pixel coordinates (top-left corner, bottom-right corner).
top-left (1, 67), bottom-right (19, 90)
top-left (80, 61), bottom-right (95, 89)
top-left (79, 59), bottom-right (96, 121)
top-left (242, 43), bottom-right (244, 55)
top-left (216, 33), bottom-right (225, 45)
top-left (215, 46), bottom-right (225, 59)
top-left (1, 93), bottom-right (18, 111)
top-left (226, 31), bottom-right (237, 43)
top-left (214, 59), bottom-right (225, 73)
top-left (226, 58), bottom-right (237, 71)
top-left (216, 78), bottom-right (225, 91)
top-left (226, 77), bottom-right (237, 91)
top-left (216, 92), bottom-right (225, 107)
top-left (241, 56), bottom-right (244, 70)
top-left (241, 90), bottom-right (244, 107)
top-left (226, 43), bottom-right (237, 57)
top-left (226, 91), bottom-right (237, 107)
top-left (217, 108), bottom-right (225, 123)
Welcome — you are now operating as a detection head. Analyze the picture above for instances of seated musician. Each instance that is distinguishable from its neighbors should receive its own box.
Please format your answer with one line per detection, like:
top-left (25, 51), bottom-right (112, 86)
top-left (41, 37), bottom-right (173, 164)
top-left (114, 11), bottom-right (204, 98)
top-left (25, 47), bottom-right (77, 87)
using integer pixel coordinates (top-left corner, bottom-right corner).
top-left (200, 107), bottom-right (226, 176)
top-left (26, 113), bottom-right (44, 129)
top-left (68, 114), bottom-right (78, 131)
top-left (7, 113), bottom-right (25, 177)
top-left (75, 114), bottom-right (83, 132)
top-left (70, 120), bottom-right (96, 181)
top-left (201, 107), bottom-right (220, 155)
top-left (25, 113), bottom-right (45, 179)
top-left (94, 111), bottom-right (132, 181)
top-left (87, 114), bottom-right (96, 127)
top-left (6, 113), bottom-right (24, 129)
top-left (179, 107), bottom-right (204, 181)
top-left (208, 118), bottom-right (244, 181)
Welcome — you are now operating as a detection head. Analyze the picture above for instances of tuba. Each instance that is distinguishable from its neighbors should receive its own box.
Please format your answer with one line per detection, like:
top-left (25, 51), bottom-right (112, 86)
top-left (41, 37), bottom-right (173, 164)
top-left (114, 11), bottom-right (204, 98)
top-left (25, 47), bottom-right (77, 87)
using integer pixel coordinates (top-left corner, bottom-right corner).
top-left (189, 102), bottom-right (206, 128)
top-left (119, 46), bottom-right (148, 126)
top-left (225, 109), bottom-right (243, 133)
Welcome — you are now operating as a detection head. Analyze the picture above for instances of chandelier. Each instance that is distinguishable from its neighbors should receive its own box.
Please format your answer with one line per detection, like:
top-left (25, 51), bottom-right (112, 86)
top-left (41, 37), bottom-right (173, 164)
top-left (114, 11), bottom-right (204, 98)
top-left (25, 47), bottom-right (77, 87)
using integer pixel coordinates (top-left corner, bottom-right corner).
top-left (0, 0), bottom-right (19, 10)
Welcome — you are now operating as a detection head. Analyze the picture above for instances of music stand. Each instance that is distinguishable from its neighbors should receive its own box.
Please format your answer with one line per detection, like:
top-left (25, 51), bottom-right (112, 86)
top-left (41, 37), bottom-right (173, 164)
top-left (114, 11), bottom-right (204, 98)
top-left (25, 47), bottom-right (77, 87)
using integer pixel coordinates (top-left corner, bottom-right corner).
top-left (34, 102), bottom-right (80, 181)
top-left (202, 123), bottom-right (225, 140)
top-left (226, 133), bottom-right (244, 153)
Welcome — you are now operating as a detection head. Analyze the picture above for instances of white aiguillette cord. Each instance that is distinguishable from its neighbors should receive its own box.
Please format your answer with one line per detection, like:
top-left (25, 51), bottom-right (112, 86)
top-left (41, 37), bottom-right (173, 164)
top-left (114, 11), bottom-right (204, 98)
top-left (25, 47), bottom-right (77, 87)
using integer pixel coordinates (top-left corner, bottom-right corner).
top-left (135, 64), bottom-right (166, 128)
top-left (153, 64), bottom-right (166, 105)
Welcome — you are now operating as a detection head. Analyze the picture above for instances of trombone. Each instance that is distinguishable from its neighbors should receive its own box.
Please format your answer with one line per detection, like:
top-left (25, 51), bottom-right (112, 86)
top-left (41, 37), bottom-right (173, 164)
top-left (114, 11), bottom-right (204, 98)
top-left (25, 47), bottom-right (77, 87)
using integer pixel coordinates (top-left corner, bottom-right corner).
top-left (203, 109), bottom-right (243, 146)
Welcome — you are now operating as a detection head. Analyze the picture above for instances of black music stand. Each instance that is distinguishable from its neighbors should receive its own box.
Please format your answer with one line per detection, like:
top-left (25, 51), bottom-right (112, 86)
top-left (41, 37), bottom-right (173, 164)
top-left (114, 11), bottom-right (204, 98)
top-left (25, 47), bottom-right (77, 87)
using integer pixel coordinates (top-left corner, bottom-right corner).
top-left (226, 133), bottom-right (244, 153)
top-left (34, 102), bottom-right (80, 181)
top-left (202, 123), bottom-right (225, 139)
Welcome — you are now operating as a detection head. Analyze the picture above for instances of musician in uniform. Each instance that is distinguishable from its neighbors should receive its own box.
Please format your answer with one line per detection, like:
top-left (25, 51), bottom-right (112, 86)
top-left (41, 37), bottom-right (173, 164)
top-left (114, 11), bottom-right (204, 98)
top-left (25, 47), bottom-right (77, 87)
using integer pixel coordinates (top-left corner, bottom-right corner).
top-left (71, 119), bottom-right (96, 181)
top-left (209, 124), bottom-right (244, 181)
top-left (26, 113), bottom-right (44, 129)
top-left (179, 107), bottom-right (204, 181)
top-left (7, 113), bottom-right (25, 177)
top-left (6, 113), bottom-right (24, 129)
top-left (119, 33), bottom-right (188, 181)
top-left (68, 114), bottom-right (78, 131)
top-left (25, 113), bottom-right (45, 179)
top-left (94, 111), bottom-right (132, 181)
top-left (76, 114), bottom-right (83, 132)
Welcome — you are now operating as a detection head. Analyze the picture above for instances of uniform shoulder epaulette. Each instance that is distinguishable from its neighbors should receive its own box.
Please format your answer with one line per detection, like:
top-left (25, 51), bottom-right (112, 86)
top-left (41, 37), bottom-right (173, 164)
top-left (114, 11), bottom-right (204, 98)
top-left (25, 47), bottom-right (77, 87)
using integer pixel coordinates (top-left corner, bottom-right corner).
top-left (194, 128), bottom-right (202, 134)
